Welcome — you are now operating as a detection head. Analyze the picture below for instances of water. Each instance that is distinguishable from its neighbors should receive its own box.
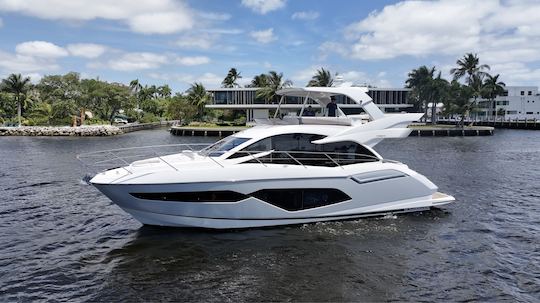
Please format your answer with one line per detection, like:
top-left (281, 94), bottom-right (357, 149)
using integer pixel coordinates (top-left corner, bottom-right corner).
top-left (0, 129), bottom-right (539, 302)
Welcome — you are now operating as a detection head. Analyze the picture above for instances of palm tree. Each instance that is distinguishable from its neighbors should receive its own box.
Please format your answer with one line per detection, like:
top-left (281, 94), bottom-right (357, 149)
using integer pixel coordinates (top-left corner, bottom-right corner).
top-left (186, 82), bottom-right (211, 119)
top-left (256, 71), bottom-right (292, 104)
top-left (469, 74), bottom-right (485, 121)
top-left (450, 53), bottom-right (490, 85)
top-left (1, 73), bottom-right (32, 126)
top-left (157, 85), bottom-right (172, 98)
top-left (221, 68), bottom-right (242, 88)
top-left (406, 66), bottom-right (435, 122)
top-left (247, 74), bottom-right (269, 88)
top-left (483, 74), bottom-right (505, 120)
top-left (307, 68), bottom-right (334, 87)
top-left (426, 72), bottom-right (449, 125)
top-left (129, 79), bottom-right (142, 95)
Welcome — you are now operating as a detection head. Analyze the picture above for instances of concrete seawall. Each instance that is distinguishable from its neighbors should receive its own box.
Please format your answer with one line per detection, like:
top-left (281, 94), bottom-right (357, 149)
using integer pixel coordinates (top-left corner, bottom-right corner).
top-left (0, 121), bottom-right (180, 136)
top-left (0, 125), bottom-right (122, 136)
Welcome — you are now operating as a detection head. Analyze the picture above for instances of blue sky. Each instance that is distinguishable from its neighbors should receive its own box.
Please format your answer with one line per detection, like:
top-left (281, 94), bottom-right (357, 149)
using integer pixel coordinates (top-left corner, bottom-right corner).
top-left (0, 0), bottom-right (539, 92)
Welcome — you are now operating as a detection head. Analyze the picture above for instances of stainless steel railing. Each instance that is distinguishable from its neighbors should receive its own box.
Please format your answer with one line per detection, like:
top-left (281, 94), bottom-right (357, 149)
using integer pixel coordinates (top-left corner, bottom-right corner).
top-left (77, 144), bottom-right (386, 175)
top-left (77, 143), bottom-right (212, 174)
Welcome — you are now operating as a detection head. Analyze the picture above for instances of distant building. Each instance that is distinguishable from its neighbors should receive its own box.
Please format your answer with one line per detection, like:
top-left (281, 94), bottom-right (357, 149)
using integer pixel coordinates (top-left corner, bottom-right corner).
top-left (206, 87), bottom-right (413, 121)
top-left (476, 86), bottom-right (540, 120)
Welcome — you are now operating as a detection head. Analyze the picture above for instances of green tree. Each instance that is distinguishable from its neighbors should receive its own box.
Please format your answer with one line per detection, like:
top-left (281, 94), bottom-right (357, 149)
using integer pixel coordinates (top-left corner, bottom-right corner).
top-left (482, 74), bottom-right (505, 120)
top-left (37, 72), bottom-right (83, 125)
top-left (256, 71), bottom-right (292, 103)
top-left (101, 83), bottom-right (135, 124)
top-left (186, 82), bottom-right (211, 120)
top-left (1, 73), bottom-right (32, 126)
top-left (246, 74), bottom-right (269, 88)
top-left (307, 68), bottom-right (334, 87)
top-left (166, 94), bottom-right (197, 123)
top-left (446, 81), bottom-right (474, 127)
top-left (426, 72), bottom-right (449, 124)
top-left (406, 66), bottom-right (435, 121)
top-left (157, 85), bottom-right (172, 98)
top-left (222, 68), bottom-right (242, 88)
top-left (450, 53), bottom-right (490, 85)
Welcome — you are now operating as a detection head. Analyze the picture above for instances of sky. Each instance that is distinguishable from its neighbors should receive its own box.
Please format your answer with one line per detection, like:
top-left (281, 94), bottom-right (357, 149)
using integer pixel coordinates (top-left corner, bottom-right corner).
top-left (0, 0), bottom-right (539, 92)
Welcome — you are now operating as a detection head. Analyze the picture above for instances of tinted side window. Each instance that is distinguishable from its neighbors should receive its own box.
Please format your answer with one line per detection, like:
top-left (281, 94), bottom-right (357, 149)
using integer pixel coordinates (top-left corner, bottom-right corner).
top-left (251, 188), bottom-right (351, 211)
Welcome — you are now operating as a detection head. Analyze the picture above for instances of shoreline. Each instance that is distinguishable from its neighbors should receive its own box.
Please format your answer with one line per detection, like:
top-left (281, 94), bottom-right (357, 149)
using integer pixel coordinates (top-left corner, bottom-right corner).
top-left (0, 125), bottom-right (122, 136)
top-left (0, 121), bottom-right (179, 136)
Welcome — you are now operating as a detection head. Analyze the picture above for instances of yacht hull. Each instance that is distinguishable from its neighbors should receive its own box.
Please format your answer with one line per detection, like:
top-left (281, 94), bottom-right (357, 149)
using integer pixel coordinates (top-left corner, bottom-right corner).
top-left (92, 170), bottom-right (455, 229)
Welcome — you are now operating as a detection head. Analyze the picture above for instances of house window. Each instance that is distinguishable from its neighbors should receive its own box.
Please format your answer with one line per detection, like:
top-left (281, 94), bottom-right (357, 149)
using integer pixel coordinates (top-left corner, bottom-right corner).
top-left (507, 111), bottom-right (517, 114)
top-left (526, 112), bottom-right (534, 115)
top-left (521, 91), bottom-right (525, 95)
top-left (528, 91), bottom-right (532, 95)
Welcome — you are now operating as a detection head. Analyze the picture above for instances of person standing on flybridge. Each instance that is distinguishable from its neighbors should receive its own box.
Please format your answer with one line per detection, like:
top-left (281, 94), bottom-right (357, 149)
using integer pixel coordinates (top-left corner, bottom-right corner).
top-left (326, 98), bottom-right (337, 117)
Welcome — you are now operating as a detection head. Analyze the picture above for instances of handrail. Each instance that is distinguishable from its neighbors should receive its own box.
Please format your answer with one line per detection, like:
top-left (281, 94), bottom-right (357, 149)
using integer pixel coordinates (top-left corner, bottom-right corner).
top-left (77, 143), bottom-right (389, 176)
top-left (77, 143), bottom-right (212, 174)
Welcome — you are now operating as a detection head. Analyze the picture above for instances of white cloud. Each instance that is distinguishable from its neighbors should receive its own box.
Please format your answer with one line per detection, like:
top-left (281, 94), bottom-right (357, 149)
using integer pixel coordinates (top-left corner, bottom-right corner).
top-left (292, 65), bottom-right (392, 87)
top-left (67, 43), bottom-right (107, 58)
top-left (250, 28), bottom-right (277, 44)
top-left (149, 72), bottom-right (222, 88)
top-left (292, 66), bottom-right (319, 84)
top-left (175, 33), bottom-right (215, 50)
top-left (15, 41), bottom-right (68, 58)
top-left (335, 0), bottom-right (540, 63)
top-left (0, 0), bottom-right (195, 34)
top-left (127, 11), bottom-right (193, 34)
top-left (291, 11), bottom-right (319, 21)
top-left (107, 52), bottom-right (167, 71)
top-left (241, 0), bottom-right (285, 14)
top-left (198, 12), bottom-right (230, 21)
top-left (176, 56), bottom-right (210, 66)
top-left (490, 62), bottom-right (540, 86)
top-left (0, 50), bottom-right (60, 73)
top-left (203, 28), bottom-right (243, 35)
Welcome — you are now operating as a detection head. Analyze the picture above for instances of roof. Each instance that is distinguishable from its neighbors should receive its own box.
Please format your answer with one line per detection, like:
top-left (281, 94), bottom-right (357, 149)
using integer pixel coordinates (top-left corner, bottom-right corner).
top-left (276, 87), bottom-right (385, 120)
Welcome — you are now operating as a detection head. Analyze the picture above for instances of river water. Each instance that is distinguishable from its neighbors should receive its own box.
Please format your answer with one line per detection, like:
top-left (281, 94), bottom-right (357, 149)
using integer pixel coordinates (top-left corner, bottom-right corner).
top-left (0, 129), bottom-right (539, 302)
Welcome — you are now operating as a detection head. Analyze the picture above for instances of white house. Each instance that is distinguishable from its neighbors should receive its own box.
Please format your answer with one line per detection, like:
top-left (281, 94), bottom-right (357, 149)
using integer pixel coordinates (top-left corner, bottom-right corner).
top-left (477, 86), bottom-right (540, 120)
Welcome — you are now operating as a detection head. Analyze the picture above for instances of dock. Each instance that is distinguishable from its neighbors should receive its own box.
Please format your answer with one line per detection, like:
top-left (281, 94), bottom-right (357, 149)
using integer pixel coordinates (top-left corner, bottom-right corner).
top-left (438, 120), bottom-right (540, 130)
top-left (169, 126), bottom-right (247, 136)
top-left (408, 125), bottom-right (494, 136)
top-left (170, 125), bottom-right (493, 137)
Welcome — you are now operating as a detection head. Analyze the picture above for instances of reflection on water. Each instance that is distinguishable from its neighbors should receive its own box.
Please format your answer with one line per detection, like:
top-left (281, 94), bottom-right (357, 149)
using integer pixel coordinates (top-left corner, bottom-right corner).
top-left (1, 129), bottom-right (539, 301)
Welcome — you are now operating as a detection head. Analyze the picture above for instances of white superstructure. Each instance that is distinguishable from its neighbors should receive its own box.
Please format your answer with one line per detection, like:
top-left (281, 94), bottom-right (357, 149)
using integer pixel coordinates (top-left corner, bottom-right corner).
top-left (478, 86), bottom-right (540, 120)
top-left (81, 87), bottom-right (455, 229)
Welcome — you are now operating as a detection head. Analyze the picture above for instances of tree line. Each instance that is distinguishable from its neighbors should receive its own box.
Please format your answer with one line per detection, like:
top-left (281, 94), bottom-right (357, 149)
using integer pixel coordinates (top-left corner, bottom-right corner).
top-left (406, 53), bottom-right (505, 125)
top-left (0, 53), bottom-right (506, 127)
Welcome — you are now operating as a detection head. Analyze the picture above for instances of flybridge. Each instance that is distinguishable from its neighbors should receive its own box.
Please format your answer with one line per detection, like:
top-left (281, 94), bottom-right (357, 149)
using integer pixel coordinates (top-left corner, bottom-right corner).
top-left (275, 87), bottom-right (385, 121)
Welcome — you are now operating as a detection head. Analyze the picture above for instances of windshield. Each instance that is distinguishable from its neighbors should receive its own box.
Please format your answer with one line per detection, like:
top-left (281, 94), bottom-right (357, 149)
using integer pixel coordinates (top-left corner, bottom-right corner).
top-left (199, 136), bottom-right (251, 157)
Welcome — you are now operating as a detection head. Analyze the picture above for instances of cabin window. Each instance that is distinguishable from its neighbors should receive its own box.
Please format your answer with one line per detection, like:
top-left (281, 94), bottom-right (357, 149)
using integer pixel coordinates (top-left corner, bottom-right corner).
top-left (199, 136), bottom-right (250, 157)
top-left (228, 133), bottom-right (378, 165)
top-left (251, 188), bottom-right (351, 211)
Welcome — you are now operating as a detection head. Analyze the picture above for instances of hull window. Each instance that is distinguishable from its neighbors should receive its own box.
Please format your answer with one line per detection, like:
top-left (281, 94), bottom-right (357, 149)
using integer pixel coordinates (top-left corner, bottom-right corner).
top-left (131, 190), bottom-right (248, 202)
top-left (251, 188), bottom-right (351, 211)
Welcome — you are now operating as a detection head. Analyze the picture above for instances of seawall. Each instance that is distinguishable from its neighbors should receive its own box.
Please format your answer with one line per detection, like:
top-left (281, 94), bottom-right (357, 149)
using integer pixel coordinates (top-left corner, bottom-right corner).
top-left (0, 125), bottom-right (122, 136)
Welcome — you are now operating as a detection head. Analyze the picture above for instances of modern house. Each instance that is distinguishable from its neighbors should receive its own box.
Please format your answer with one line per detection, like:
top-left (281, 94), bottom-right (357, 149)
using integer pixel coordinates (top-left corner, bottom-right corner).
top-left (206, 87), bottom-right (413, 121)
top-left (476, 86), bottom-right (540, 120)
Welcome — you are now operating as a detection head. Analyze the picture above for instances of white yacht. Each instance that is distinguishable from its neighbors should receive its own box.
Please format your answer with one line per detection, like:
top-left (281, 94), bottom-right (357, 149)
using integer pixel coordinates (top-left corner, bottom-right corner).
top-left (81, 87), bottom-right (455, 229)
